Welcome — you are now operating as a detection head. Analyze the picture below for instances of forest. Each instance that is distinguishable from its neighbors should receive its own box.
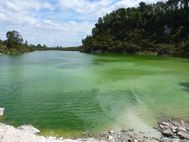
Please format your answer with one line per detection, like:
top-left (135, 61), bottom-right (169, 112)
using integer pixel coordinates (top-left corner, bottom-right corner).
top-left (82, 0), bottom-right (189, 57)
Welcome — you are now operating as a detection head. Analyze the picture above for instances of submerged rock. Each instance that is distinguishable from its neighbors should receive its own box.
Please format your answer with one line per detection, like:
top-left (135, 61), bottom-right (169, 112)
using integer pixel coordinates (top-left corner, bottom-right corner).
top-left (0, 108), bottom-right (4, 116)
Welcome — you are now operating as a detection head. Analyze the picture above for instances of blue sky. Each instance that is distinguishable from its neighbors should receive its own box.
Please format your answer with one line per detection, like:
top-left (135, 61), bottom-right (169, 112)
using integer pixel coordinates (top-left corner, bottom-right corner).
top-left (0, 0), bottom-right (167, 47)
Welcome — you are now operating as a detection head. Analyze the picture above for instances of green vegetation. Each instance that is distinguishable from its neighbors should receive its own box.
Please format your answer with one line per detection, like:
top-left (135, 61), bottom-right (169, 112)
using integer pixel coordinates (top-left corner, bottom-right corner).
top-left (82, 0), bottom-right (189, 57)
top-left (0, 30), bottom-right (47, 54)
top-left (32, 46), bottom-right (81, 51)
top-left (54, 46), bottom-right (81, 51)
top-left (6, 30), bottom-right (24, 49)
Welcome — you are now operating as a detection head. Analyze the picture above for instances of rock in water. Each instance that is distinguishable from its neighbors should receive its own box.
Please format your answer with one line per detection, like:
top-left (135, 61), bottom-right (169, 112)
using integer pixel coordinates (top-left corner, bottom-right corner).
top-left (0, 108), bottom-right (4, 116)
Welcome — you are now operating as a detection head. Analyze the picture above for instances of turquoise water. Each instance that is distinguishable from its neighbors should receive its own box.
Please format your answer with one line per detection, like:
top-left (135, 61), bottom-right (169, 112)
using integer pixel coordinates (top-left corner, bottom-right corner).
top-left (0, 51), bottom-right (189, 136)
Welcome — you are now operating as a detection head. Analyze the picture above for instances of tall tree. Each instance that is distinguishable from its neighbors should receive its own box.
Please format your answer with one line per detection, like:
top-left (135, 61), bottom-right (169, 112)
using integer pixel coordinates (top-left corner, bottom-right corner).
top-left (6, 30), bottom-right (24, 48)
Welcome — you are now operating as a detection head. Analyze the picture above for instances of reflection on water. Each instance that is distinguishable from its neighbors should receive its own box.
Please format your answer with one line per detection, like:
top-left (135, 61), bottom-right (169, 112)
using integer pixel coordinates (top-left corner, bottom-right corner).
top-left (0, 51), bottom-right (189, 137)
top-left (179, 82), bottom-right (189, 92)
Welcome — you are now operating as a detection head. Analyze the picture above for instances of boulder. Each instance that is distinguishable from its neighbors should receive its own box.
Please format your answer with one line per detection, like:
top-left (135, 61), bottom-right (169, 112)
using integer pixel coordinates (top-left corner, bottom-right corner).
top-left (161, 129), bottom-right (174, 137)
top-left (18, 125), bottom-right (40, 134)
top-left (159, 119), bottom-right (189, 140)
top-left (177, 131), bottom-right (189, 139)
top-left (0, 108), bottom-right (4, 116)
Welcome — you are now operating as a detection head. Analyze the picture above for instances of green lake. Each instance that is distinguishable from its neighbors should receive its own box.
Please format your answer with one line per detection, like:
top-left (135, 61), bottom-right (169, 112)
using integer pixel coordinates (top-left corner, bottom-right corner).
top-left (0, 51), bottom-right (189, 137)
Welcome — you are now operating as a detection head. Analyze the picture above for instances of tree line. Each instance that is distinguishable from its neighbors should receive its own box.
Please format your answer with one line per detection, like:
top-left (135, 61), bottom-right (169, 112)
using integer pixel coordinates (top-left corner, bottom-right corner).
top-left (82, 0), bottom-right (189, 57)
top-left (0, 30), bottom-right (47, 53)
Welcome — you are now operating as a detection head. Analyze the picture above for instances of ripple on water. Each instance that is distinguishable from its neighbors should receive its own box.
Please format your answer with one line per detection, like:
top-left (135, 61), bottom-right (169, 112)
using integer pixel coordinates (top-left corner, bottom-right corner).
top-left (1, 51), bottom-right (189, 137)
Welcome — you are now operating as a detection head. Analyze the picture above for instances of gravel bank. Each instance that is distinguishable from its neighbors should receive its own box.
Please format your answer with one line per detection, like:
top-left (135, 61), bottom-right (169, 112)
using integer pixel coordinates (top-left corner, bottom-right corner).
top-left (1, 120), bottom-right (189, 142)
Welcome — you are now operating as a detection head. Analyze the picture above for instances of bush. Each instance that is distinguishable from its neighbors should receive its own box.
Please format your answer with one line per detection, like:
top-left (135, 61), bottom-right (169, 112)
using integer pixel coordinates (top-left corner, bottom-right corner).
top-left (156, 44), bottom-right (175, 55)
top-left (179, 40), bottom-right (189, 57)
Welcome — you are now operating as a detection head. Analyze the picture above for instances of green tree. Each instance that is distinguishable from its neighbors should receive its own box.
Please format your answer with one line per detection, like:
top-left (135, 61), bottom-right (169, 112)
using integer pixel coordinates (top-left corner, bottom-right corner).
top-left (37, 44), bottom-right (42, 48)
top-left (82, 0), bottom-right (189, 57)
top-left (6, 30), bottom-right (24, 48)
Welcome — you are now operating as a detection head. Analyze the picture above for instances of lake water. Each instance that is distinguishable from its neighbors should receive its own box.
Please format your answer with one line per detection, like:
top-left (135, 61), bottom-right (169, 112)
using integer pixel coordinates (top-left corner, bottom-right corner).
top-left (0, 51), bottom-right (189, 137)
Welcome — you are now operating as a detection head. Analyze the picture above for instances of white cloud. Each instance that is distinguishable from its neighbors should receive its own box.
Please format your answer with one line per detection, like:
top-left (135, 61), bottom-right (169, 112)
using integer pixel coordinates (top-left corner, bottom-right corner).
top-left (0, 0), bottom-right (53, 25)
top-left (111, 0), bottom-right (167, 9)
top-left (58, 0), bottom-right (167, 23)
top-left (59, 0), bottom-right (112, 14)
top-left (0, 0), bottom-right (168, 47)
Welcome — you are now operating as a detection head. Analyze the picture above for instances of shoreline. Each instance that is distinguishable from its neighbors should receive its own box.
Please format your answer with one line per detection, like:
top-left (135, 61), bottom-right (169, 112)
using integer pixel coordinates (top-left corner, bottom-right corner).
top-left (0, 122), bottom-right (158, 142)
top-left (1, 49), bottom-right (189, 60)
top-left (1, 119), bottom-right (189, 142)
top-left (0, 48), bottom-right (33, 55)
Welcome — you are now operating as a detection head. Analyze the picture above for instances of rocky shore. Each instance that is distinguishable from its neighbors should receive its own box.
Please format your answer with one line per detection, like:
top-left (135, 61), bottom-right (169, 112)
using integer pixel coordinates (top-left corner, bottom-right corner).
top-left (1, 119), bottom-right (189, 142)
top-left (159, 119), bottom-right (189, 141)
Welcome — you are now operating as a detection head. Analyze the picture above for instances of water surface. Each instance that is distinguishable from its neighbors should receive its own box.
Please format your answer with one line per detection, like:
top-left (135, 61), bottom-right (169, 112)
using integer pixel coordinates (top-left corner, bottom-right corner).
top-left (0, 51), bottom-right (189, 137)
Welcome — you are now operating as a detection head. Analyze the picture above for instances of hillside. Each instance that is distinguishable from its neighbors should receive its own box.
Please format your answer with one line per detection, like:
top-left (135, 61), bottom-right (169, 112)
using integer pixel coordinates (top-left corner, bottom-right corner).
top-left (82, 0), bottom-right (189, 57)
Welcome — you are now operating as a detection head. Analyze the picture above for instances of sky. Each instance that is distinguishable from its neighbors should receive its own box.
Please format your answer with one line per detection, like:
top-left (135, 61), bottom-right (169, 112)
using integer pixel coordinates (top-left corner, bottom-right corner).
top-left (0, 0), bottom-right (167, 47)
